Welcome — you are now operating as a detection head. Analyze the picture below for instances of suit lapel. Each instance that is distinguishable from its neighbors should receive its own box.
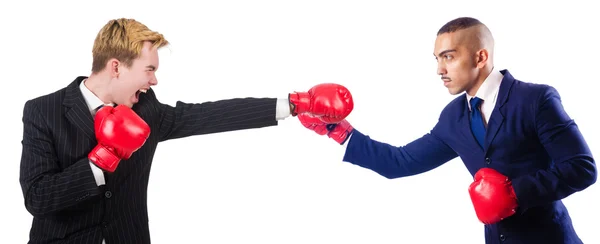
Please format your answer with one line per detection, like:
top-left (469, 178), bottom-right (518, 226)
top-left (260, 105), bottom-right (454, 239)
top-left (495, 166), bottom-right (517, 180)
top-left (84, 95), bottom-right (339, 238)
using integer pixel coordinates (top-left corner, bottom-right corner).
top-left (63, 77), bottom-right (96, 140)
top-left (484, 107), bottom-right (505, 151)
top-left (483, 70), bottom-right (515, 153)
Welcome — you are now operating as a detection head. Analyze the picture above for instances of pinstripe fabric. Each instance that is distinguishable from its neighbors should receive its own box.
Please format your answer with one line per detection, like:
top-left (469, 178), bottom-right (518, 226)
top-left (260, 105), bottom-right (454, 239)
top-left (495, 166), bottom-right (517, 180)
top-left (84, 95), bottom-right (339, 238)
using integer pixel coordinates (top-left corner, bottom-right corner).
top-left (20, 76), bottom-right (279, 243)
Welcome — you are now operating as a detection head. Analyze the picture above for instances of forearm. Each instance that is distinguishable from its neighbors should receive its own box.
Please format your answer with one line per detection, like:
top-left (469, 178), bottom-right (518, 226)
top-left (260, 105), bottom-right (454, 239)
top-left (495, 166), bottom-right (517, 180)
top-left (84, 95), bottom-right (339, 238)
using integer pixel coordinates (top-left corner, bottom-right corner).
top-left (157, 97), bottom-right (280, 141)
top-left (21, 157), bottom-right (102, 217)
top-left (512, 155), bottom-right (596, 211)
top-left (20, 101), bottom-right (103, 217)
top-left (342, 129), bottom-right (458, 179)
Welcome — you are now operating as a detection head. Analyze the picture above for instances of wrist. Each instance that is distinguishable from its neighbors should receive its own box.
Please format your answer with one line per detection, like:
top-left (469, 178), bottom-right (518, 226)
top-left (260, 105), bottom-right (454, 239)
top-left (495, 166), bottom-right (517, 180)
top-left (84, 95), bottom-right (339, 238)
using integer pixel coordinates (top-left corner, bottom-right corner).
top-left (88, 144), bottom-right (120, 173)
top-left (288, 92), bottom-right (310, 115)
top-left (327, 120), bottom-right (354, 145)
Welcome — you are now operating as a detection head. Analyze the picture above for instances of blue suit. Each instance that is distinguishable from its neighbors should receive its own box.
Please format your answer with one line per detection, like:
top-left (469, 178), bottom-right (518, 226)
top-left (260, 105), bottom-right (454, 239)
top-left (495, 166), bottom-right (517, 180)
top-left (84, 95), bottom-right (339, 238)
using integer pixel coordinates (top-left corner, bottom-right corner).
top-left (342, 70), bottom-right (596, 243)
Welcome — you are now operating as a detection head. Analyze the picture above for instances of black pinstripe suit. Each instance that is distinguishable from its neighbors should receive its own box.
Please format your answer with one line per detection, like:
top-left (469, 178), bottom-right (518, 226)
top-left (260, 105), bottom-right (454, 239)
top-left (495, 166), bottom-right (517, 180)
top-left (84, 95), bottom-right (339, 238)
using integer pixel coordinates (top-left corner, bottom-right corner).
top-left (20, 76), bottom-right (279, 243)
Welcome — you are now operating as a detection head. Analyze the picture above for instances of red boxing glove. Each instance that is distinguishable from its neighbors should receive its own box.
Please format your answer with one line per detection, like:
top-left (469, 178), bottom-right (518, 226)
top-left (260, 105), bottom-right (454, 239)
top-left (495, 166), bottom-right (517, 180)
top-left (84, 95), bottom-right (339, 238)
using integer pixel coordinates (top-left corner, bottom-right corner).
top-left (289, 83), bottom-right (353, 123)
top-left (468, 168), bottom-right (518, 225)
top-left (298, 113), bottom-right (353, 144)
top-left (89, 105), bottom-right (151, 172)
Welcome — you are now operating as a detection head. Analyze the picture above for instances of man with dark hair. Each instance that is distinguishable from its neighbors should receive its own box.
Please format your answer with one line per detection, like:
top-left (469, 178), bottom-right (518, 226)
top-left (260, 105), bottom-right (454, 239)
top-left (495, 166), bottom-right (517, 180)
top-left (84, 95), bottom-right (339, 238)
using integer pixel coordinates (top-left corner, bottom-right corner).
top-left (437, 16), bottom-right (484, 34)
top-left (298, 17), bottom-right (596, 244)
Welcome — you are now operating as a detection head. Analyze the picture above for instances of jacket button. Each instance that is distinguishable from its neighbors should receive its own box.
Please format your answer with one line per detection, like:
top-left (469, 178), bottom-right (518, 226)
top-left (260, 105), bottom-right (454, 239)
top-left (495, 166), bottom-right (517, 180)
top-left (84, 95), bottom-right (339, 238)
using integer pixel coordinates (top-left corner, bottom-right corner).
top-left (105, 191), bottom-right (112, 199)
top-left (485, 157), bottom-right (491, 164)
top-left (500, 234), bottom-right (506, 241)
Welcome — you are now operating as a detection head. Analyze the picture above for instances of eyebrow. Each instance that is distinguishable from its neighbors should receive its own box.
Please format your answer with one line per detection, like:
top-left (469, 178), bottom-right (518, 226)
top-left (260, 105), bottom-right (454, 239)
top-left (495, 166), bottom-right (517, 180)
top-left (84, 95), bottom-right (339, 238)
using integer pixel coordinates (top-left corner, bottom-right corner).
top-left (434, 49), bottom-right (456, 57)
top-left (146, 65), bottom-right (156, 71)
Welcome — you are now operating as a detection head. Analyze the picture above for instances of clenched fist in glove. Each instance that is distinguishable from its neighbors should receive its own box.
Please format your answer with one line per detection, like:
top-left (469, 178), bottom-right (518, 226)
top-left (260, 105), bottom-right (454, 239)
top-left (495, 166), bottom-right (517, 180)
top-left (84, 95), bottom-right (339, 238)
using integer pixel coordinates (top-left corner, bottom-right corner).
top-left (88, 105), bottom-right (151, 172)
top-left (468, 167), bottom-right (518, 224)
top-left (298, 113), bottom-right (354, 145)
top-left (289, 83), bottom-right (353, 123)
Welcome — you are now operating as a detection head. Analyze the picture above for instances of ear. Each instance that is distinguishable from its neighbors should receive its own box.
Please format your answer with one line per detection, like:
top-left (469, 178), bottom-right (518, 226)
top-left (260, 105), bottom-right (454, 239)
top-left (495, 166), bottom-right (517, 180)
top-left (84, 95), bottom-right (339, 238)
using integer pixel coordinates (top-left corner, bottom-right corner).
top-left (475, 49), bottom-right (489, 68)
top-left (107, 58), bottom-right (120, 78)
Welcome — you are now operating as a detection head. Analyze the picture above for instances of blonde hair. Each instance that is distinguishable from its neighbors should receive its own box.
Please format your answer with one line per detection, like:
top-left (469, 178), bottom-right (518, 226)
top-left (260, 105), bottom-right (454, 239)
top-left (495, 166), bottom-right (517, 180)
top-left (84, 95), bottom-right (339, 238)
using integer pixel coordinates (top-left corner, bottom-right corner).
top-left (91, 18), bottom-right (169, 73)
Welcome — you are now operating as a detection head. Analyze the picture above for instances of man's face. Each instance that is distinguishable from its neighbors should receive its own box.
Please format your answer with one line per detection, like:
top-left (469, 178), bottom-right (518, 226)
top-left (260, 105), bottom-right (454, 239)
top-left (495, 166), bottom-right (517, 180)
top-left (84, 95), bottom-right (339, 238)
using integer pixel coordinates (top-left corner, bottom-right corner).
top-left (434, 31), bottom-right (479, 95)
top-left (112, 41), bottom-right (159, 107)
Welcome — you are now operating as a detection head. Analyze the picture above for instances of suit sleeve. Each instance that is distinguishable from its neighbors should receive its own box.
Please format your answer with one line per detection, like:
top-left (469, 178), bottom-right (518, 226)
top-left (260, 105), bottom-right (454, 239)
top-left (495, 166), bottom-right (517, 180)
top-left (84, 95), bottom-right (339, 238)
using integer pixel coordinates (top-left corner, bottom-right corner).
top-left (19, 101), bottom-right (101, 217)
top-left (148, 90), bottom-right (279, 142)
top-left (511, 86), bottom-right (597, 211)
top-left (342, 123), bottom-right (459, 179)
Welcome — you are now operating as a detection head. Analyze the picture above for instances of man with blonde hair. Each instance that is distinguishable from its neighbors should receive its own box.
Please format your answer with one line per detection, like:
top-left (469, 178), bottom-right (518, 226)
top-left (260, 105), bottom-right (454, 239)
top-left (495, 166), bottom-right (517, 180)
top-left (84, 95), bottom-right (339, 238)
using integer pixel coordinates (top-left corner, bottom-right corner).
top-left (19, 18), bottom-right (354, 243)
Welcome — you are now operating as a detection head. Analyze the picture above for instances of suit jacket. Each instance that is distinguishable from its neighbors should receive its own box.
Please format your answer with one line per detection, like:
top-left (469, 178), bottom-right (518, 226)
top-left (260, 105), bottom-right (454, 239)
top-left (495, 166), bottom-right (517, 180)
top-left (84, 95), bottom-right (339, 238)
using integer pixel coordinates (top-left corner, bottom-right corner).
top-left (342, 69), bottom-right (596, 244)
top-left (19, 76), bottom-right (279, 243)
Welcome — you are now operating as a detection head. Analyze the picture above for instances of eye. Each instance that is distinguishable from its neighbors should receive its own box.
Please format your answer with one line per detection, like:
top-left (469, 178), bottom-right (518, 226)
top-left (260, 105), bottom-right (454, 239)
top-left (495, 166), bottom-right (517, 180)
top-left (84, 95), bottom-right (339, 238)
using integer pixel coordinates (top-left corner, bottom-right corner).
top-left (445, 54), bottom-right (453, 60)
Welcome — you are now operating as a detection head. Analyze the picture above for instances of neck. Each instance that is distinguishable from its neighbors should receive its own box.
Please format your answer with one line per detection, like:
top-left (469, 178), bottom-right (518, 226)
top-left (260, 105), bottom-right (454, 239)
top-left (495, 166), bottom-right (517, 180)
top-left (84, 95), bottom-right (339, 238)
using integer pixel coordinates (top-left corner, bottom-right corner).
top-left (466, 64), bottom-right (493, 97)
top-left (84, 72), bottom-right (113, 104)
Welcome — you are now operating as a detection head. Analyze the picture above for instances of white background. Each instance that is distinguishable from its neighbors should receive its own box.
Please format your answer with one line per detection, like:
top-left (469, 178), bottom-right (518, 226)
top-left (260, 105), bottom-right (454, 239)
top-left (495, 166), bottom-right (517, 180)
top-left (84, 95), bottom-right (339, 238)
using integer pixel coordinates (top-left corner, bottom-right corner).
top-left (1, 0), bottom-right (599, 243)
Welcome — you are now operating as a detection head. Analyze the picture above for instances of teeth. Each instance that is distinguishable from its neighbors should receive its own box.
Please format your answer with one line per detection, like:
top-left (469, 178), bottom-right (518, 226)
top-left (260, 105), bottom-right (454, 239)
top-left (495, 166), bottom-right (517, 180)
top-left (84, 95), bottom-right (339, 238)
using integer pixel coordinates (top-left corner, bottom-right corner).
top-left (139, 89), bottom-right (147, 93)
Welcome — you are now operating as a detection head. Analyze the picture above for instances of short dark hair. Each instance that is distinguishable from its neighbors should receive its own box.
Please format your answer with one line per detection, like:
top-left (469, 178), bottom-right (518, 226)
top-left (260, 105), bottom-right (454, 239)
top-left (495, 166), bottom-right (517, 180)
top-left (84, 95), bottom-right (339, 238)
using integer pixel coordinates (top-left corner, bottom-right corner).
top-left (437, 17), bottom-right (483, 35)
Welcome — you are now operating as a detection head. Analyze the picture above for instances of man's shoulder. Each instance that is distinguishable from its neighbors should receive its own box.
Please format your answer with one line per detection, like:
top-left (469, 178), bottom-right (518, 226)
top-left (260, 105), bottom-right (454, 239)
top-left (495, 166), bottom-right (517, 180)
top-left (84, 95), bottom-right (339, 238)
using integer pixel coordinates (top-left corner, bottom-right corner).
top-left (507, 74), bottom-right (559, 103)
top-left (438, 94), bottom-right (466, 118)
top-left (23, 76), bottom-right (83, 111)
top-left (25, 86), bottom-right (68, 109)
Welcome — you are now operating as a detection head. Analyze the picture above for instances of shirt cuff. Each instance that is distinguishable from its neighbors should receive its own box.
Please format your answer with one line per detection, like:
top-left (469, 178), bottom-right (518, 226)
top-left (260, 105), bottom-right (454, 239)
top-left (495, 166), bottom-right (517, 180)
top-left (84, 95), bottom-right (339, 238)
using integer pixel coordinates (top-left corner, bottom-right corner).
top-left (89, 161), bottom-right (106, 186)
top-left (342, 133), bottom-right (352, 147)
top-left (275, 98), bottom-right (291, 120)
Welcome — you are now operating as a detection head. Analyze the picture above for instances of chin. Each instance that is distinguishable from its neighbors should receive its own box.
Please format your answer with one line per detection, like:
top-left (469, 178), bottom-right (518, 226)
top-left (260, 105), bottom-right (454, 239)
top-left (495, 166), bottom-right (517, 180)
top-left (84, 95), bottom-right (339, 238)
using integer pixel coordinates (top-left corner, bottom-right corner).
top-left (120, 98), bottom-right (135, 108)
top-left (117, 101), bottom-right (133, 108)
top-left (447, 88), bottom-right (462, 96)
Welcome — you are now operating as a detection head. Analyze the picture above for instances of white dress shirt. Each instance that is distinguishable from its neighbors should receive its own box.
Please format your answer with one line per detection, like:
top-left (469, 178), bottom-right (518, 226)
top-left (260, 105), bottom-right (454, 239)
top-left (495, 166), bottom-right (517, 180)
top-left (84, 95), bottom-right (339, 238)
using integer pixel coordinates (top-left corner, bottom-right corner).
top-left (79, 80), bottom-right (109, 186)
top-left (466, 67), bottom-right (504, 125)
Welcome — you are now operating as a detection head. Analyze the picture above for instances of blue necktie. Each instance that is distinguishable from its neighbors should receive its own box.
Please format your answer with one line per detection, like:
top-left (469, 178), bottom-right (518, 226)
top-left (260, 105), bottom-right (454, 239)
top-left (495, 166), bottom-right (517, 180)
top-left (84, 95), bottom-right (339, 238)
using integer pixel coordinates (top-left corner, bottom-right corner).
top-left (470, 97), bottom-right (486, 148)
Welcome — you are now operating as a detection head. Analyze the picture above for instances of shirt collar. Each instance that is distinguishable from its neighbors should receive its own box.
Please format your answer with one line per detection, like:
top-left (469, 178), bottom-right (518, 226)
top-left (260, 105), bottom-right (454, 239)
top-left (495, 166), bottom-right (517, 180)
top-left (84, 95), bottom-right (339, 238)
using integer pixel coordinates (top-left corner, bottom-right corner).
top-left (79, 78), bottom-right (107, 114)
top-left (466, 67), bottom-right (503, 110)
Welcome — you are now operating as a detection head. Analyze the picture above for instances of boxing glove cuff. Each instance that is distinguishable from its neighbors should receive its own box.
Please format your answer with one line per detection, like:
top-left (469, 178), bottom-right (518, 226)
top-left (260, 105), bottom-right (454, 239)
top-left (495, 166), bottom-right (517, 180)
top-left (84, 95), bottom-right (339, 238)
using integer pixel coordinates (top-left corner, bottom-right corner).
top-left (89, 144), bottom-right (121, 173)
top-left (288, 92), bottom-right (311, 115)
top-left (327, 121), bottom-right (354, 145)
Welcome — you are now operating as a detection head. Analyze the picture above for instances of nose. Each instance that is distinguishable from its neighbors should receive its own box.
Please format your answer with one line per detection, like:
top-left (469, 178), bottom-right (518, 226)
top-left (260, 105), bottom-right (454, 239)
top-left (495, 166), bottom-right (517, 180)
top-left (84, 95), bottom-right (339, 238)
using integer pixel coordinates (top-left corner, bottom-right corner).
top-left (149, 73), bottom-right (158, 86)
top-left (437, 62), bottom-right (447, 76)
